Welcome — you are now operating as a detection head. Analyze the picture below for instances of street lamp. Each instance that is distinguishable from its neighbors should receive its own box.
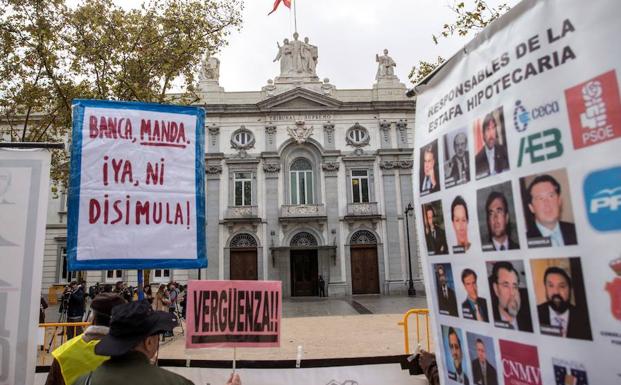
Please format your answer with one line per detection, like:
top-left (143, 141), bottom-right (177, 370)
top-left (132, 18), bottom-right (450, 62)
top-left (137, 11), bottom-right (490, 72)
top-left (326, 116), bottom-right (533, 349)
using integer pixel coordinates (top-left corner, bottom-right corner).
top-left (404, 202), bottom-right (416, 296)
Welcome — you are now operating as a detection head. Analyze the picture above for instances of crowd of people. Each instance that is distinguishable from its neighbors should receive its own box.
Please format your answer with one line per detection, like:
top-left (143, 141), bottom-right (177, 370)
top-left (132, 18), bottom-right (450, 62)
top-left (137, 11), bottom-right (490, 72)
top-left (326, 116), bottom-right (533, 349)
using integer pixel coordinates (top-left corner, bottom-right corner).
top-left (44, 289), bottom-right (241, 385)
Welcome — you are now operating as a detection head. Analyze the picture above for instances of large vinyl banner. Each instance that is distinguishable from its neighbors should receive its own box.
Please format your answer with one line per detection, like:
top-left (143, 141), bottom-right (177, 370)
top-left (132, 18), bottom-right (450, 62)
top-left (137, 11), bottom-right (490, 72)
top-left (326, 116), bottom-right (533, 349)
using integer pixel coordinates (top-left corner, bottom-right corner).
top-left (0, 149), bottom-right (51, 385)
top-left (68, 100), bottom-right (206, 270)
top-left (413, 1), bottom-right (620, 384)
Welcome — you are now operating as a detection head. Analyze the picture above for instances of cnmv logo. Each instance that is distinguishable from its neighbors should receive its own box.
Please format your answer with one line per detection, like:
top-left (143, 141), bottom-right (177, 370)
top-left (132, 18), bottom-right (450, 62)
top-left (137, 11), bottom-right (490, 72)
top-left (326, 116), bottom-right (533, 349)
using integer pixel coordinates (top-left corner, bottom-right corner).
top-left (513, 99), bottom-right (560, 132)
top-left (584, 166), bottom-right (621, 232)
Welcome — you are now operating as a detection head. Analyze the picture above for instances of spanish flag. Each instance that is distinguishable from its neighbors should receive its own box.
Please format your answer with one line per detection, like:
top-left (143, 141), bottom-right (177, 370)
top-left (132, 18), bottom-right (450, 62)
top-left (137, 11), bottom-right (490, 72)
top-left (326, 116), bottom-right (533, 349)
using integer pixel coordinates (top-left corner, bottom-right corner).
top-left (268, 0), bottom-right (292, 15)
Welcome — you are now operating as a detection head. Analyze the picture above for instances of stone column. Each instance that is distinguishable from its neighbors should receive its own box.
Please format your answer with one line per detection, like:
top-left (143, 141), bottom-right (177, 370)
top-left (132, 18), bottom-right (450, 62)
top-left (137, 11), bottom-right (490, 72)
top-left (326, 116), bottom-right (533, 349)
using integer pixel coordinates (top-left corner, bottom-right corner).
top-left (379, 120), bottom-right (392, 149)
top-left (265, 125), bottom-right (277, 152)
top-left (262, 156), bottom-right (281, 280)
top-left (205, 160), bottom-right (223, 279)
top-left (396, 119), bottom-right (409, 148)
top-left (379, 160), bottom-right (402, 283)
top-left (322, 159), bottom-right (341, 290)
top-left (397, 159), bottom-right (420, 282)
top-left (207, 125), bottom-right (220, 153)
top-left (323, 122), bottom-right (336, 150)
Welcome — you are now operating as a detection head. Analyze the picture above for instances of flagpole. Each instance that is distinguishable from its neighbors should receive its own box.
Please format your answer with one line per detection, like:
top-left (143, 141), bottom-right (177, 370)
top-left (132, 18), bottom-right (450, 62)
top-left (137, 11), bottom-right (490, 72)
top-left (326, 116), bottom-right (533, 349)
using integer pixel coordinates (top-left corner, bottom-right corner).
top-left (293, 0), bottom-right (298, 34)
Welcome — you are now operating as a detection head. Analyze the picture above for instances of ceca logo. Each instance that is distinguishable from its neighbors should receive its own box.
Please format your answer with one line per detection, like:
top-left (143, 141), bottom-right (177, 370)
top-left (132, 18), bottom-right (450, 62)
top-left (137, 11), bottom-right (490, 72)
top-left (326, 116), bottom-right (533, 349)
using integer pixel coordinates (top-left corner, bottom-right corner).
top-left (513, 99), bottom-right (560, 132)
top-left (584, 166), bottom-right (621, 231)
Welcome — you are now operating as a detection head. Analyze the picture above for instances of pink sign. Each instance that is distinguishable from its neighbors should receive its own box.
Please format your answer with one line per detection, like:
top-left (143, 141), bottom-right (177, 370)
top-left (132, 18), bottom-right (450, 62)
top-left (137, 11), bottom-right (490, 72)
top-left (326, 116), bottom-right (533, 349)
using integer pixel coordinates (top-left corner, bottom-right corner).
top-left (185, 280), bottom-right (282, 348)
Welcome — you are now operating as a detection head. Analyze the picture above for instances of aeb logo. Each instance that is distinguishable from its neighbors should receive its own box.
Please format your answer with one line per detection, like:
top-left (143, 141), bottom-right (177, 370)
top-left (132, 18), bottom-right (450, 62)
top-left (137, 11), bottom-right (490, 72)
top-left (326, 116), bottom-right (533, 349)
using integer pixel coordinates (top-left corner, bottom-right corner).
top-left (517, 128), bottom-right (563, 167)
top-left (513, 99), bottom-right (560, 132)
top-left (583, 166), bottom-right (621, 231)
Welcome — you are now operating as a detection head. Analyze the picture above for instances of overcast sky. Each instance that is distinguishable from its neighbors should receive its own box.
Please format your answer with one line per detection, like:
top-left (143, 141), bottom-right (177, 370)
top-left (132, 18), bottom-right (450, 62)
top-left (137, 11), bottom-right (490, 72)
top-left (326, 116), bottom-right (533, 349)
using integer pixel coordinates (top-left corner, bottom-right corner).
top-left (117, 0), bottom-right (517, 91)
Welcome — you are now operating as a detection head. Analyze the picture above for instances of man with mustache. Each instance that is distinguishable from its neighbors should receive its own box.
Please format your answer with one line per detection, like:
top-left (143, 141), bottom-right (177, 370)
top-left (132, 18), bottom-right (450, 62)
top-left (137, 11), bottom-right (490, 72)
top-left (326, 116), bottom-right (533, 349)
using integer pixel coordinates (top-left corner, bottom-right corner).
top-left (491, 261), bottom-right (532, 331)
top-left (536, 267), bottom-right (592, 340)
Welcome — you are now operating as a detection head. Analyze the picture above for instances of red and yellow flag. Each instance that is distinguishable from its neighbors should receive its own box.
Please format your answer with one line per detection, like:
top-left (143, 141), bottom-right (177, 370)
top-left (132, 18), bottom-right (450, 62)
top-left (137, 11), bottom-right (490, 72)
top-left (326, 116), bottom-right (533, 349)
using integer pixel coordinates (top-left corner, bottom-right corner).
top-left (268, 0), bottom-right (292, 15)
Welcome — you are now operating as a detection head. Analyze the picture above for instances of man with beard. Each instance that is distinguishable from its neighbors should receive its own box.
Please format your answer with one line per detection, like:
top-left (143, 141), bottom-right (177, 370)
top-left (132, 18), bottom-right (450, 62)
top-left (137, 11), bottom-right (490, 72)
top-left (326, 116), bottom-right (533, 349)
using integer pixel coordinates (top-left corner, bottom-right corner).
top-left (491, 262), bottom-right (533, 331)
top-left (447, 327), bottom-right (469, 385)
top-left (536, 267), bottom-right (592, 340)
top-left (436, 265), bottom-right (458, 316)
top-left (475, 112), bottom-right (509, 179)
top-left (485, 191), bottom-right (519, 251)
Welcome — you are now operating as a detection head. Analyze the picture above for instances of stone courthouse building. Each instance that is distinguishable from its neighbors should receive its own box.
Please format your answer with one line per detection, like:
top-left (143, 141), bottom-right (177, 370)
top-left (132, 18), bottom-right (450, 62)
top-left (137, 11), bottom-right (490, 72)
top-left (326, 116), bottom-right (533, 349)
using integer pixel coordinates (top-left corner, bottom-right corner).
top-left (39, 34), bottom-right (422, 297)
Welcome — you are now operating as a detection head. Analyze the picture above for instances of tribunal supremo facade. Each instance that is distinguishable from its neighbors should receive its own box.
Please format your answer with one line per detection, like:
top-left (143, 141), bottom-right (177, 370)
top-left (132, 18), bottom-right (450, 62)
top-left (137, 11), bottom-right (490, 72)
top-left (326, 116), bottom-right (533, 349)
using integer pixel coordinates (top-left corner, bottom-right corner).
top-left (38, 35), bottom-right (422, 296)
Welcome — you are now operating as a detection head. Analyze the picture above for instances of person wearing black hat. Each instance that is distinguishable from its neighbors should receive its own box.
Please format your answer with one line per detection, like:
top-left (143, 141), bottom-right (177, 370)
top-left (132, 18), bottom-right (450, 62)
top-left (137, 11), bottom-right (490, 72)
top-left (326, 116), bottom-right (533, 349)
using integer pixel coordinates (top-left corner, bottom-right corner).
top-left (46, 293), bottom-right (126, 385)
top-left (74, 300), bottom-right (241, 385)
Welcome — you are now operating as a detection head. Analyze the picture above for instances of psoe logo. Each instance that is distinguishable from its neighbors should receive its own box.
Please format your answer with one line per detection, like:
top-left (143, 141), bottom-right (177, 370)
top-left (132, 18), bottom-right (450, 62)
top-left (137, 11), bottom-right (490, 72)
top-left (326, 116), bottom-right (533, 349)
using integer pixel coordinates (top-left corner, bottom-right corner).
top-left (513, 100), bottom-right (560, 132)
top-left (565, 70), bottom-right (621, 149)
top-left (583, 166), bottom-right (621, 231)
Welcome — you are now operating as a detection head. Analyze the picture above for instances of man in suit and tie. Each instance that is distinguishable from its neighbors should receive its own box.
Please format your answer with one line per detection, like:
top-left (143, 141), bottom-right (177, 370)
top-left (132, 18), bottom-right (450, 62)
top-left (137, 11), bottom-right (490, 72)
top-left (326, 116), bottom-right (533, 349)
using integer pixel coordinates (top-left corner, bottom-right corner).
top-left (485, 191), bottom-right (519, 251)
top-left (526, 174), bottom-right (578, 247)
top-left (536, 266), bottom-right (592, 340)
top-left (471, 339), bottom-right (498, 385)
top-left (425, 205), bottom-right (448, 255)
top-left (475, 111), bottom-right (510, 179)
top-left (461, 269), bottom-right (489, 322)
top-left (447, 132), bottom-right (470, 185)
top-left (436, 265), bottom-right (458, 317)
top-left (420, 144), bottom-right (440, 194)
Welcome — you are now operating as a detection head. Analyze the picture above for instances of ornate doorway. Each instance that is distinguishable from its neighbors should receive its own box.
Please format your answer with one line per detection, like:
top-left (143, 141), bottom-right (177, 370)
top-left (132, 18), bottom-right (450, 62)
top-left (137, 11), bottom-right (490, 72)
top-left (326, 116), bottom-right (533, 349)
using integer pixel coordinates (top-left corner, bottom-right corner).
top-left (350, 230), bottom-right (379, 294)
top-left (229, 233), bottom-right (258, 280)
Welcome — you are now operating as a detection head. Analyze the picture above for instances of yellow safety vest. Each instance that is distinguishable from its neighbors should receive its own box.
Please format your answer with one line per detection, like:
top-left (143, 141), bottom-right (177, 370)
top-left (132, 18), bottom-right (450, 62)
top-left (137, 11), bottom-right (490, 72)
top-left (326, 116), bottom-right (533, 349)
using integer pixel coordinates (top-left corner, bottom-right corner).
top-left (52, 334), bottom-right (109, 385)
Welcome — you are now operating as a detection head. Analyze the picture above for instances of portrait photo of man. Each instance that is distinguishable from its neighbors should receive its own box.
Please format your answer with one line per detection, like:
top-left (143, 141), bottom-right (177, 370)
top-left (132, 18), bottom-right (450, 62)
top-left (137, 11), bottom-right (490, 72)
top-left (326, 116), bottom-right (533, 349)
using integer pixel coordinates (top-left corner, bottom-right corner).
top-left (531, 258), bottom-right (592, 340)
top-left (521, 171), bottom-right (578, 248)
top-left (488, 260), bottom-right (533, 332)
top-left (461, 268), bottom-right (489, 322)
top-left (423, 201), bottom-right (448, 256)
top-left (435, 263), bottom-right (458, 317)
top-left (442, 326), bottom-right (470, 385)
top-left (474, 107), bottom-right (510, 179)
top-left (466, 335), bottom-right (498, 385)
top-left (451, 195), bottom-right (472, 253)
top-left (477, 182), bottom-right (520, 252)
top-left (420, 140), bottom-right (440, 195)
top-left (444, 128), bottom-right (470, 188)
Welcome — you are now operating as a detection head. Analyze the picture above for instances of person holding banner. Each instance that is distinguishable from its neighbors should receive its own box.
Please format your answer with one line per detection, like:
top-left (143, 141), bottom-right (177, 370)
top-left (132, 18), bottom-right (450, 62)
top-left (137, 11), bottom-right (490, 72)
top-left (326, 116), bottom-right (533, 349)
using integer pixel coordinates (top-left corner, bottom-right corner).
top-left (73, 300), bottom-right (242, 385)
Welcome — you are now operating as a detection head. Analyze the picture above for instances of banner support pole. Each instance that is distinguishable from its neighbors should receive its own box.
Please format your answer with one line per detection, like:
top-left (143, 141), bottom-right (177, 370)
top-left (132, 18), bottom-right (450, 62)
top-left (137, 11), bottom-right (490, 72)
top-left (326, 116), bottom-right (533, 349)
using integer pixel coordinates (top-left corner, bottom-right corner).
top-left (137, 270), bottom-right (144, 300)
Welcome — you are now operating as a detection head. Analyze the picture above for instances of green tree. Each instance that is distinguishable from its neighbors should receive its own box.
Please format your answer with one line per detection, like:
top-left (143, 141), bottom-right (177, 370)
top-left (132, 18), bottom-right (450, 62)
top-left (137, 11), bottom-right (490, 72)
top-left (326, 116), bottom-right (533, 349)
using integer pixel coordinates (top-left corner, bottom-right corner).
top-left (409, 0), bottom-right (509, 85)
top-left (0, 0), bottom-right (242, 190)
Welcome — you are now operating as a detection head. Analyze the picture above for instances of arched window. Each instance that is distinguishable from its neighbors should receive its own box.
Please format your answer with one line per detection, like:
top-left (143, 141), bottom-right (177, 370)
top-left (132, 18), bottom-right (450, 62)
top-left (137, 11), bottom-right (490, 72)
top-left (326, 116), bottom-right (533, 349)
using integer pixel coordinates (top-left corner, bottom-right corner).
top-left (290, 232), bottom-right (318, 247)
top-left (351, 230), bottom-right (378, 245)
top-left (290, 158), bottom-right (314, 205)
top-left (230, 233), bottom-right (258, 248)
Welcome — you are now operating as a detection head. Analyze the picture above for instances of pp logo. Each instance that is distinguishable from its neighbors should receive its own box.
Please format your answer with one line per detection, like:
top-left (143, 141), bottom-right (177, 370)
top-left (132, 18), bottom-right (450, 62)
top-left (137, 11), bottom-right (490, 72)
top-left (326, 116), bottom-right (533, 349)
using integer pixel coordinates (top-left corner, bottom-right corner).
top-left (583, 166), bottom-right (621, 231)
top-left (565, 70), bottom-right (621, 149)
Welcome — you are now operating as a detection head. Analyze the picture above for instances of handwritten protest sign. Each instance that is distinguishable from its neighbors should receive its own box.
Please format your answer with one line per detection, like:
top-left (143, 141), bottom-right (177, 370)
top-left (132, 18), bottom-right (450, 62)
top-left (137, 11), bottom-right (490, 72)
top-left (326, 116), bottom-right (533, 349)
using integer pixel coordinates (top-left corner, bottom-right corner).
top-left (186, 280), bottom-right (282, 348)
top-left (67, 100), bottom-right (206, 270)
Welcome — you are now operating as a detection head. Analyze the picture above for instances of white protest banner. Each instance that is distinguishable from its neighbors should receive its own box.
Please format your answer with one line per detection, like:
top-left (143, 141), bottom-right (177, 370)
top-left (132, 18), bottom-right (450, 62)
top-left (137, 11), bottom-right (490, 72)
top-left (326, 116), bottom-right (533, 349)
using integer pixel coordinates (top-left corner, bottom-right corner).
top-left (0, 149), bottom-right (51, 385)
top-left (413, 1), bottom-right (620, 384)
top-left (68, 100), bottom-right (206, 270)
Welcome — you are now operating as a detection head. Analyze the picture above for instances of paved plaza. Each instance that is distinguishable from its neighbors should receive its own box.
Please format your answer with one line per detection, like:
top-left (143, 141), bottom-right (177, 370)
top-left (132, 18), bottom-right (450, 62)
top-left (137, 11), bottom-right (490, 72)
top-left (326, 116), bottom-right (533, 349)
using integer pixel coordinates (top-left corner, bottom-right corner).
top-left (158, 294), bottom-right (431, 361)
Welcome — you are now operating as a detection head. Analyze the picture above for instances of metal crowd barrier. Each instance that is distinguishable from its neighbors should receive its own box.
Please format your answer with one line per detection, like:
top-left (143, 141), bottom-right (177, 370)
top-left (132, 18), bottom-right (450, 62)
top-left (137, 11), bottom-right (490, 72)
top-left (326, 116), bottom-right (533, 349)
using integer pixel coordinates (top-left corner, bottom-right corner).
top-left (37, 322), bottom-right (91, 365)
top-left (397, 308), bottom-right (431, 354)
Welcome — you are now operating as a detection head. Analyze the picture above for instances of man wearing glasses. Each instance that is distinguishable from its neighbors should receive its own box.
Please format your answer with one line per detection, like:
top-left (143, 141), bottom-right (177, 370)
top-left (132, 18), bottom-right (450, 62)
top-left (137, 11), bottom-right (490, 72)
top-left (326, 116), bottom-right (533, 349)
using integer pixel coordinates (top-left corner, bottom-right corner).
top-left (485, 191), bottom-right (519, 251)
top-left (490, 261), bottom-right (533, 332)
